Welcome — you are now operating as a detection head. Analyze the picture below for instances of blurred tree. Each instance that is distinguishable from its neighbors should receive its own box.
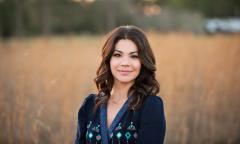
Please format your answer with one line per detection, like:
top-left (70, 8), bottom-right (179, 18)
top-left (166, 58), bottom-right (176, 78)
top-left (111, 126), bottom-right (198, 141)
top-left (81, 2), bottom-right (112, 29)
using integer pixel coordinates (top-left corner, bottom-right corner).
top-left (155, 0), bottom-right (240, 17)
top-left (0, 0), bottom-right (15, 38)
top-left (39, 0), bottom-right (52, 35)
top-left (0, 0), bottom-right (239, 38)
top-left (15, 0), bottom-right (24, 36)
top-left (105, 0), bottom-right (116, 31)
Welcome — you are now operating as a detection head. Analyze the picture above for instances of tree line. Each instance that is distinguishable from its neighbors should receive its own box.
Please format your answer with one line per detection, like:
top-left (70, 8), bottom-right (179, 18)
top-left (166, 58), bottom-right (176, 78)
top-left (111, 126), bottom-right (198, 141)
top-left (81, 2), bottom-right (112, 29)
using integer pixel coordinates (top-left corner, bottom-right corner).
top-left (0, 0), bottom-right (239, 38)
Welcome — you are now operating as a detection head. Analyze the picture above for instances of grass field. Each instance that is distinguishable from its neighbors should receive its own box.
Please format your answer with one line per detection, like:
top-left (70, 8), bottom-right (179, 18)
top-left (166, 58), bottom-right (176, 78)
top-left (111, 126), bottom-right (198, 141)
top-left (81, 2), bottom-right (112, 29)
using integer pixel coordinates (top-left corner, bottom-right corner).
top-left (0, 33), bottom-right (240, 144)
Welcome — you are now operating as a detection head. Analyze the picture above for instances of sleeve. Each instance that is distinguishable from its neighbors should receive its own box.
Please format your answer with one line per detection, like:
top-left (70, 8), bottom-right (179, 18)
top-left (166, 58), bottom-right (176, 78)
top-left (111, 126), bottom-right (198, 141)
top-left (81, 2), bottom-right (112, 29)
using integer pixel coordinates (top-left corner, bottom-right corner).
top-left (136, 96), bottom-right (166, 144)
top-left (74, 94), bottom-right (95, 144)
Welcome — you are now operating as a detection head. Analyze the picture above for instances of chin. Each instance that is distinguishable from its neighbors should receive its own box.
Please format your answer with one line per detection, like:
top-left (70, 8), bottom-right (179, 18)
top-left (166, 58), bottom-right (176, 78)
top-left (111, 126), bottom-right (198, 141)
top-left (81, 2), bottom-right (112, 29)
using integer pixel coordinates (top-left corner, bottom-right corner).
top-left (115, 77), bottom-right (135, 84)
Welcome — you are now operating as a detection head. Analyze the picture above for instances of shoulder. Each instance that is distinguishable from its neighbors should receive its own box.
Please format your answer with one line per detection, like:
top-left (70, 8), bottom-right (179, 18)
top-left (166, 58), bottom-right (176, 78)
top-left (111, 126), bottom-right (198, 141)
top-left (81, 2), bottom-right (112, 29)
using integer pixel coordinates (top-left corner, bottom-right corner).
top-left (78, 93), bottom-right (96, 114)
top-left (143, 95), bottom-right (164, 107)
top-left (82, 93), bottom-right (96, 105)
top-left (136, 95), bottom-right (166, 143)
top-left (140, 95), bottom-right (165, 123)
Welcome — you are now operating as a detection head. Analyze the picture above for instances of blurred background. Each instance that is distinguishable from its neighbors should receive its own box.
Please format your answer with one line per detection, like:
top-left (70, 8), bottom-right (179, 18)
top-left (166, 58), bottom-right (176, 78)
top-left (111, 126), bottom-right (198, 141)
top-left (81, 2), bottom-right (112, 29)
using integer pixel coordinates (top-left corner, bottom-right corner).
top-left (0, 0), bottom-right (240, 144)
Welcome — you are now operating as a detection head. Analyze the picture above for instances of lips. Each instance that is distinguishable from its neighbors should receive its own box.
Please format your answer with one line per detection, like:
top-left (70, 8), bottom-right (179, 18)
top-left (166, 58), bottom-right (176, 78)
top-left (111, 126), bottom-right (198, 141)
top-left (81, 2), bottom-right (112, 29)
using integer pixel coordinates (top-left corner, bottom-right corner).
top-left (117, 70), bottom-right (132, 75)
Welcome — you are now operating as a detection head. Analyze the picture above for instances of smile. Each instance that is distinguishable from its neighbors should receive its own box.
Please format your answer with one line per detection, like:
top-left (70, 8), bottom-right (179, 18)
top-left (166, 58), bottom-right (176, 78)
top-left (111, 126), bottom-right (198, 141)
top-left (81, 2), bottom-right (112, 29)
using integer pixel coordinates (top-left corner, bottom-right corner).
top-left (117, 70), bottom-right (132, 75)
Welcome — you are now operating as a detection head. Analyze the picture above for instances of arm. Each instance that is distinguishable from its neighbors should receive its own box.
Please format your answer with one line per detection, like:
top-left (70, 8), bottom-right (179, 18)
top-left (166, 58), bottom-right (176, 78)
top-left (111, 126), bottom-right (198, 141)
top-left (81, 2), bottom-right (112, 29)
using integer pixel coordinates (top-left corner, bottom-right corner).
top-left (136, 96), bottom-right (166, 144)
top-left (74, 94), bottom-right (95, 144)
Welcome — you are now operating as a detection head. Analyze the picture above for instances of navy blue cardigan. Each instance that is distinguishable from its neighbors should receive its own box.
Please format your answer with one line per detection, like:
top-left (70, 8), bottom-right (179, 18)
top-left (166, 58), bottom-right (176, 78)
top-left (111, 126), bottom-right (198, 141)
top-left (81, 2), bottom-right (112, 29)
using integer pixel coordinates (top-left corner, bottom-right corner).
top-left (74, 94), bottom-right (166, 144)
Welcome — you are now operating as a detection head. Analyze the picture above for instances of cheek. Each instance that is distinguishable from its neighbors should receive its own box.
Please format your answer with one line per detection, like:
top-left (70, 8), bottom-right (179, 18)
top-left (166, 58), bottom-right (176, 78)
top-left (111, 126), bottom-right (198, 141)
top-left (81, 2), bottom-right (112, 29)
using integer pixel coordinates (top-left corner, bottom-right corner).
top-left (134, 60), bottom-right (141, 72)
top-left (110, 58), bottom-right (117, 71)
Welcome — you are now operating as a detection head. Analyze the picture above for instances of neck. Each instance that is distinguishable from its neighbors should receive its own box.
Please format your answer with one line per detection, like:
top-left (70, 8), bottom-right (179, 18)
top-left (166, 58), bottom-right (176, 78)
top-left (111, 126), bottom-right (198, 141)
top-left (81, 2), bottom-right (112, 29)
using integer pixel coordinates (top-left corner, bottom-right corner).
top-left (110, 81), bottom-right (134, 102)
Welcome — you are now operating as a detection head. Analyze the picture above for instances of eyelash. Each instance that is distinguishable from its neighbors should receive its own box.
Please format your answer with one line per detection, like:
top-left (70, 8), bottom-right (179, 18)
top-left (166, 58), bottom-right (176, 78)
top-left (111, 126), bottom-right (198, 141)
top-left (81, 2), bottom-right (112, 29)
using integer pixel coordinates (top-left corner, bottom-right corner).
top-left (113, 53), bottom-right (121, 57)
top-left (131, 55), bottom-right (139, 59)
top-left (113, 53), bottom-right (139, 59)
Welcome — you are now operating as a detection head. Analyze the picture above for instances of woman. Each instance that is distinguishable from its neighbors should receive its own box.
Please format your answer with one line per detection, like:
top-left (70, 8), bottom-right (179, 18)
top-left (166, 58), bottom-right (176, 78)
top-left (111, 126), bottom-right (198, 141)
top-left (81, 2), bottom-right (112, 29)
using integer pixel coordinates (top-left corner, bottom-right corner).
top-left (74, 25), bottom-right (166, 144)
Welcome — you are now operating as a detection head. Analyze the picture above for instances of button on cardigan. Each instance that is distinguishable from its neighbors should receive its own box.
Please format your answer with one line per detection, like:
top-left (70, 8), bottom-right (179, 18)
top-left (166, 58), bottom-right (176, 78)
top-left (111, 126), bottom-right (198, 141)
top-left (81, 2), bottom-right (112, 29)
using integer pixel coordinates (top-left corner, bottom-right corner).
top-left (74, 94), bottom-right (166, 144)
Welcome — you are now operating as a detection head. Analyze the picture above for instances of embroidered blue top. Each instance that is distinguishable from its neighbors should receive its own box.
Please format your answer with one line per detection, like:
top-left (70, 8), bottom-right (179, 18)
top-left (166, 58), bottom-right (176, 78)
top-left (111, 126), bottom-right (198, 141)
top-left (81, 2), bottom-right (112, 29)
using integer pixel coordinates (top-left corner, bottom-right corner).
top-left (74, 94), bottom-right (166, 144)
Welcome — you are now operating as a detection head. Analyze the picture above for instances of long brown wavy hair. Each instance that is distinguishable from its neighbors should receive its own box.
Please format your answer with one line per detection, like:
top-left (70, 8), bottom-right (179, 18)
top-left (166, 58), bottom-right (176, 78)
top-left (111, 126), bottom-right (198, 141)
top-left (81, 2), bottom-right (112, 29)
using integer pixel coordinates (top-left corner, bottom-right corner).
top-left (94, 25), bottom-right (159, 110)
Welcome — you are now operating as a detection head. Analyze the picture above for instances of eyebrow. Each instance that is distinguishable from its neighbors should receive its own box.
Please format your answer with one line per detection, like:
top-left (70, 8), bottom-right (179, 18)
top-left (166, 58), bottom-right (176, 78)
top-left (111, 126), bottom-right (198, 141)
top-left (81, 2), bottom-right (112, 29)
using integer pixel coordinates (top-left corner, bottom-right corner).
top-left (114, 49), bottom-right (138, 54)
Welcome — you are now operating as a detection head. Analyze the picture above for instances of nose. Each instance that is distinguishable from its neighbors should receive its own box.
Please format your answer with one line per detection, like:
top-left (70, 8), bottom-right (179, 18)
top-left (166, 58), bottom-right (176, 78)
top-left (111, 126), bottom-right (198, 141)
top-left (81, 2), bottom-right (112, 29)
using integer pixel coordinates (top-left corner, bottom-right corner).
top-left (120, 56), bottom-right (130, 66)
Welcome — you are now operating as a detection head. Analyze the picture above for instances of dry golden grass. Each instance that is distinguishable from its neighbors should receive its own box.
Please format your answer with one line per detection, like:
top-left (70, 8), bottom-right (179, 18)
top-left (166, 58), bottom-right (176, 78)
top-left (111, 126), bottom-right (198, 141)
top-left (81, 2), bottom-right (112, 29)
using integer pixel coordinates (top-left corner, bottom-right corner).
top-left (0, 33), bottom-right (240, 144)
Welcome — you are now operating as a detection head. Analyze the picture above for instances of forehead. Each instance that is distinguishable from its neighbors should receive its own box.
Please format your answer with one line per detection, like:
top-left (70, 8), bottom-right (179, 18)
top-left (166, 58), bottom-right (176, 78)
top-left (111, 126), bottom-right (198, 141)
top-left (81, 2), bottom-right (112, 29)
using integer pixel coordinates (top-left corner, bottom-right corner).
top-left (114, 39), bottom-right (138, 53)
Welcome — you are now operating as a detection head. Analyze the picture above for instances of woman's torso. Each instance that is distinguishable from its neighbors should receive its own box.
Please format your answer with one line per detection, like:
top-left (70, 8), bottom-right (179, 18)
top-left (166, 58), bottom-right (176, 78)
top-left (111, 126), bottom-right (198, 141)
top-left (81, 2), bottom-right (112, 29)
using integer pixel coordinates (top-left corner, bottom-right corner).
top-left (85, 96), bottom-right (140, 144)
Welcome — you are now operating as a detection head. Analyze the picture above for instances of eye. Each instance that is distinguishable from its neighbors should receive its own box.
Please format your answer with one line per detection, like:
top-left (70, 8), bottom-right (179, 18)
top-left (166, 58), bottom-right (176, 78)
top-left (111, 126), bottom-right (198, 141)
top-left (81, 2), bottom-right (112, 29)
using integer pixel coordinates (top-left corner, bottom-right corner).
top-left (131, 55), bottom-right (139, 59)
top-left (113, 53), bottom-right (121, 57)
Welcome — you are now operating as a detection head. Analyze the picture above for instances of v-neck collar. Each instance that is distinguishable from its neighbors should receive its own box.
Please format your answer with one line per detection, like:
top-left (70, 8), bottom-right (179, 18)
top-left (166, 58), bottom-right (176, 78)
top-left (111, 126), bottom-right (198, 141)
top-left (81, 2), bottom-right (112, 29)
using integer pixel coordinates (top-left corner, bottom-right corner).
top-left (100, 97), bottom-right (131, 143)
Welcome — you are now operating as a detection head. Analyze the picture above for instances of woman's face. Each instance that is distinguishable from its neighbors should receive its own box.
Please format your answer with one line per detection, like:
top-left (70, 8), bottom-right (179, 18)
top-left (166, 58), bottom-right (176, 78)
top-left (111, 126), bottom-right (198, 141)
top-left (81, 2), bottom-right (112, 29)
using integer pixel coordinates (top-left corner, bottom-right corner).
top-left (110, 39), bottom-right (141, 85)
